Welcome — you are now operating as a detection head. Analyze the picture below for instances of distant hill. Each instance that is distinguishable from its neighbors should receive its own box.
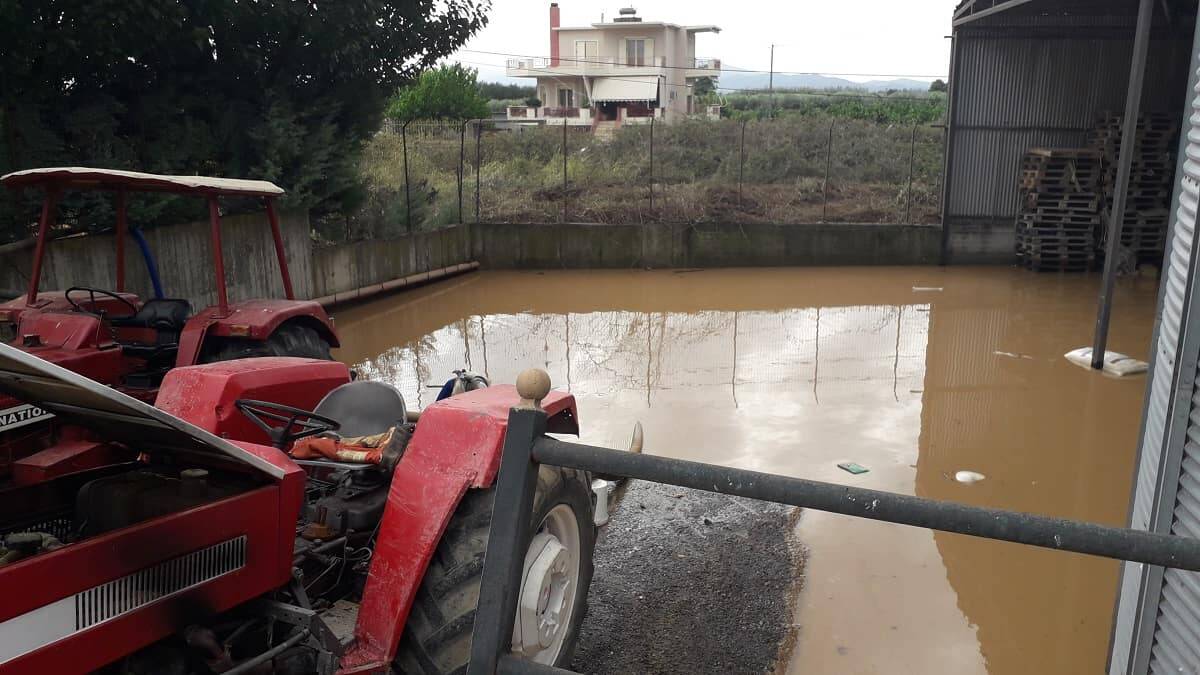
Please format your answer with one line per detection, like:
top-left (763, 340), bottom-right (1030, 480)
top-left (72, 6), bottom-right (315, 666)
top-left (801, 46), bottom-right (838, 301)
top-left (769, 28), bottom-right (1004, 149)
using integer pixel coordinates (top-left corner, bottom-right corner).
top-left (717, 70), bottom-right (934, 92)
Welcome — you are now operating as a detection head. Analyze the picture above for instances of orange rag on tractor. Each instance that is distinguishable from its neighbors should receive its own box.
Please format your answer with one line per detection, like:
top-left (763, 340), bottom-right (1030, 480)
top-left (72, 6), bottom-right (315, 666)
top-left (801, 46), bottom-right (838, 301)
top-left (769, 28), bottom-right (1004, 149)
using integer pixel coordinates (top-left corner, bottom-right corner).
top-left (291, 429), bottom-right (395, 465)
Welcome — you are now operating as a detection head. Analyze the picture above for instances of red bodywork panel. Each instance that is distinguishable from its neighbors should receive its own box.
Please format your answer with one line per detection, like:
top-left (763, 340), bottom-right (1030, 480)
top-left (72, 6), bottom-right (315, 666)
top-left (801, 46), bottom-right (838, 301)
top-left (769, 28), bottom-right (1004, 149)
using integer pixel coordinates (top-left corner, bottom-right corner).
top-left (175, 299), bottom-right (340, 367)
top-left (0, 442), bottom-right (304, 674)
top-left (0, 291), bottom-right (143, 325)
top-left (340, 386), bottom-right (579, 673)
top-left (11, 439), bottom-right (131, 485)
top-left (0, 297), bottom-right (338, 480)
top-left (156, 357), bottom-right (351, 446)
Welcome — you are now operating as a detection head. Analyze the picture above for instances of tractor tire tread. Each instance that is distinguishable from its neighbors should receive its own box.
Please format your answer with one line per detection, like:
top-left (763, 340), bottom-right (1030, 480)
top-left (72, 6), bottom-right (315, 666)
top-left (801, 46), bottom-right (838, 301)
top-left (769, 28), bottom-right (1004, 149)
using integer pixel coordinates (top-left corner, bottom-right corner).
top-left (392, 465), bottom-right (593, 674)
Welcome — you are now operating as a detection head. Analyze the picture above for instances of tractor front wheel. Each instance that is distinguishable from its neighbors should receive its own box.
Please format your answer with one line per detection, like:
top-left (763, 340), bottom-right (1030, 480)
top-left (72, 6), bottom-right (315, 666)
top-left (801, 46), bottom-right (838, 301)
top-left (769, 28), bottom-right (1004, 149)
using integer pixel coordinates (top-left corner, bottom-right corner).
top-left (393, 465), bottom-right (595, 674)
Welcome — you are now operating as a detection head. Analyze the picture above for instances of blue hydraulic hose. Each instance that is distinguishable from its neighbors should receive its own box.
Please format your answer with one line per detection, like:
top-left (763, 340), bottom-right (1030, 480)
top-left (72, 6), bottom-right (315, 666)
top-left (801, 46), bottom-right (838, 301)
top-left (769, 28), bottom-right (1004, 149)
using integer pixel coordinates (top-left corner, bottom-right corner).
top-left (130, 226), bottom-right (164, 299)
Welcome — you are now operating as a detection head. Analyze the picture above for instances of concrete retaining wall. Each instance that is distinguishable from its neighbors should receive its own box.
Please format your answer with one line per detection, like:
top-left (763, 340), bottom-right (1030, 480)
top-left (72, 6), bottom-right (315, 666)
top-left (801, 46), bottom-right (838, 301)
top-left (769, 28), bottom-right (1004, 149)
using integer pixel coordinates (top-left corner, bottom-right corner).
top-left (310, 226), bottom-right (471, 299)
top-left (473, 223), bottom-right (942, 268)
top-left (943, 219), bottom-right (1014, 265)
top-left (4, 217), bottom-right (1004, 310)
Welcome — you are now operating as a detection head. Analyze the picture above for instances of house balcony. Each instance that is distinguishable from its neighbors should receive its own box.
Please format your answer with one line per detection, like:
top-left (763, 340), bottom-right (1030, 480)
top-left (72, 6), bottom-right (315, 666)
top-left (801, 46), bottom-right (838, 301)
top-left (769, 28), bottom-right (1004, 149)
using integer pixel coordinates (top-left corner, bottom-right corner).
top-left (505, 106), bottom-right (593, 126)
top-left (685, 57), bottom-right (721, 79)
top-left (506, 55), bottom-right (669, 78)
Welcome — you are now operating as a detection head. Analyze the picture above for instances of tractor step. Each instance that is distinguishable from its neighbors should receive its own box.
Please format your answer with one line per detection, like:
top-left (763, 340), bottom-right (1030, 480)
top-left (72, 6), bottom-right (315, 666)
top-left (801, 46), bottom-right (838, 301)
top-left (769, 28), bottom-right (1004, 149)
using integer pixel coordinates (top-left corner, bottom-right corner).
top-left (320, 599), bottom-right (362, 649)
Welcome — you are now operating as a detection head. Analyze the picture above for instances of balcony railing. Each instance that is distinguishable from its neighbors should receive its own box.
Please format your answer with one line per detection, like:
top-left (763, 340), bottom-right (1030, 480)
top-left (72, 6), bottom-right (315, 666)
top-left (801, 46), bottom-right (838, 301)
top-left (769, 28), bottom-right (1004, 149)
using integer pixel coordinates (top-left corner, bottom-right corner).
top-left (506, 55), bottom-right (669, 72)
top-left (690, 57), bottom-right (721, 70)
top-left (544, 107), bottom-right (581, 118)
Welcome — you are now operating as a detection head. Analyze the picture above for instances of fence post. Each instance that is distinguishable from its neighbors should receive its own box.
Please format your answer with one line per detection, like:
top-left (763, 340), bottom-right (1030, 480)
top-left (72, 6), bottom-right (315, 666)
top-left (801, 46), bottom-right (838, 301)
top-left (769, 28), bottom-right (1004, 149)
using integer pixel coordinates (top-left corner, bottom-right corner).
top-left (562, 117), bottom-right (568, 224)
top-left (649, 117), bottom-right (655, 213)
top-left (402, 121), bottom-right (412, 233)
top-left (458, 121), bottom-right (467, 224)
top-left (821, 120), bottom-right (835, 222)
top-left (738, 119), bottom-right (747, 209)
top-left (905, 124), bottom-right (918, 224)
top-left (475, 120), bottom-right (483, 224)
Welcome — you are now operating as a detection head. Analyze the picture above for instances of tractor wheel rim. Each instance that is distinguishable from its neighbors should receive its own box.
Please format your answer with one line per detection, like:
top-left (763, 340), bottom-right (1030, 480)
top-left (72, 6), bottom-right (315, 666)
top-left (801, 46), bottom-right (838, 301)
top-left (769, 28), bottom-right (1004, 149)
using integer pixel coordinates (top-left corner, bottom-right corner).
top-left (513, 503), bottom-right (581, 664)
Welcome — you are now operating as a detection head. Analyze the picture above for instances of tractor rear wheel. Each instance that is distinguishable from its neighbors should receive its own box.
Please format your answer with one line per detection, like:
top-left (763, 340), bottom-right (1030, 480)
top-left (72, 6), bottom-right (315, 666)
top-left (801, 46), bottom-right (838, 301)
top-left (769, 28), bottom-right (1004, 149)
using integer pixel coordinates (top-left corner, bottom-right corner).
top-left (393, 465), bottom-right (595, 674)
top-left (203, 322), bottom-right (332, 363)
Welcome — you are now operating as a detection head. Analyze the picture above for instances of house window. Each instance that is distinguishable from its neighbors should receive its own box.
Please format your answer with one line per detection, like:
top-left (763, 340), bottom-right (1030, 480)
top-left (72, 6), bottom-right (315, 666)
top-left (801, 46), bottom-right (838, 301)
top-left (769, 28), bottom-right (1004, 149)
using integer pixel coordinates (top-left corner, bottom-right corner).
top-left (558, 88), bottom-right (574, 108)
top-left (574, 40), bottom-right (598, 64)
top-left (625, 39), bottom-right (646, 66)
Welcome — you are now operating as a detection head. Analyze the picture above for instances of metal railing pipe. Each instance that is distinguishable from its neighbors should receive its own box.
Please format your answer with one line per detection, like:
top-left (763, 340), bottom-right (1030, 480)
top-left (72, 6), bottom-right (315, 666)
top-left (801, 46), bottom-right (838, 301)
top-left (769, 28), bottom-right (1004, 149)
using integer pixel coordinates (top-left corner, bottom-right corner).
top-left (533, 438), bottom-right (1200, 572)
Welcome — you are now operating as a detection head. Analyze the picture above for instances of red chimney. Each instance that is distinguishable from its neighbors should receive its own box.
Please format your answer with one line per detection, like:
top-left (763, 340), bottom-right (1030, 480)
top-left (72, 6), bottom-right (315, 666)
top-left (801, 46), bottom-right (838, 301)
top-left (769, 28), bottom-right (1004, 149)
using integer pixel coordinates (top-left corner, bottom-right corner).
top-left (550, 3), bottom-right (561, 66)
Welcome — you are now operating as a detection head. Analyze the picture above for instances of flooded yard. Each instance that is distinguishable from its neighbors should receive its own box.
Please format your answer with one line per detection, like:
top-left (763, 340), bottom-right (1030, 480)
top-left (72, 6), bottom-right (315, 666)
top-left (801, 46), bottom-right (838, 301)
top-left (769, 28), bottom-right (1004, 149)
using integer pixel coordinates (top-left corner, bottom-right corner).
top-left (332, 267), bottom-right (1159, 674)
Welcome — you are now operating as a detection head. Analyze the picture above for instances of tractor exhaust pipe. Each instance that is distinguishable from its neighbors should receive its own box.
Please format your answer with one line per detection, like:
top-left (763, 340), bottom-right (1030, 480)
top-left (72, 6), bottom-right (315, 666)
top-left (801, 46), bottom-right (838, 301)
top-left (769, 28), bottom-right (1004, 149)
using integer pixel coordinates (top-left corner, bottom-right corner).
top-left (594, 422), bottom-right (642, 482)
top-left (592, 423), bottom-right (644, 526)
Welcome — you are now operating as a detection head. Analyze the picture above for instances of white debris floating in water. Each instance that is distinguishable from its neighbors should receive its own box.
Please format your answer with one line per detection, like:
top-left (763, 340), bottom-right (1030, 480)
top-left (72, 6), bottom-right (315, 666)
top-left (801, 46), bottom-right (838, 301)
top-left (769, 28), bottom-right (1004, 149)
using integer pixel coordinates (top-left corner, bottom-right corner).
top-left (955, 470), bottom-right (986, 484)
top-left (1063, 347), bottom-right (1148, 376)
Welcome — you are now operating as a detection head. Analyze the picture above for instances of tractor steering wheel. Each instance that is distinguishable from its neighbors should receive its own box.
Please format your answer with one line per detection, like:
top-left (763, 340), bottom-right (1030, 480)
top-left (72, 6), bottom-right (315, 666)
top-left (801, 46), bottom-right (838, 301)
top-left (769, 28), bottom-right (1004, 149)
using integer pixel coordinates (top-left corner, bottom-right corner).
top-left (235, 399), bottom-right (341, 449)
top-left (65, 286), bottom-right (138, 319)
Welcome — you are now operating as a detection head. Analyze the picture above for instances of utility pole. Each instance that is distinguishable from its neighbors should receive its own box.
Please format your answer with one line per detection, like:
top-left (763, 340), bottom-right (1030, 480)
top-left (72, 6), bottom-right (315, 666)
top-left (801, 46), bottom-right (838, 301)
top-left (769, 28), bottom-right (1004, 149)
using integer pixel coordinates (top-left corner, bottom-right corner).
top-left (769, 44), bottom-right (776, 118)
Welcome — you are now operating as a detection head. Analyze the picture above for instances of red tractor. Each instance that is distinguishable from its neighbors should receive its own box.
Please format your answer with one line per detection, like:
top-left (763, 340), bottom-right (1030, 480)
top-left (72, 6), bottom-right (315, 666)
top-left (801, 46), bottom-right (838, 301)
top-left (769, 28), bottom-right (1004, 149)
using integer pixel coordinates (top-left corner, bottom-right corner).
top-left (0, 341), bottom-right (607, 674)
top-left (0, 168), bottom-right (338, 482)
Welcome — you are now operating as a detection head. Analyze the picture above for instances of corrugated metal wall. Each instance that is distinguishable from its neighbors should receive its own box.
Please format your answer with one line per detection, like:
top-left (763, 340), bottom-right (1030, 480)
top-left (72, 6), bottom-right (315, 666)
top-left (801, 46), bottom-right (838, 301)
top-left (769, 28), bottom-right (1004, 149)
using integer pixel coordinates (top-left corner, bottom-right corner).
top-left (1109, 21), bottom-right (1200, 675)
top-left (943, 8), bottom-right (1192, 263)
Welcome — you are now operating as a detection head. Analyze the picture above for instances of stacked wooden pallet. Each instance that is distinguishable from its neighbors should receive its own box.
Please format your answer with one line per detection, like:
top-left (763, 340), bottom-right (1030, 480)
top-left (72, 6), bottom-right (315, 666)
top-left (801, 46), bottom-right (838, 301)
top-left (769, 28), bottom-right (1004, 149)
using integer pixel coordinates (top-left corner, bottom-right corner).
top-left (1016, 148), bottom-right (1103, 272)
top-left (1088, 113), bottom-right (1179, 261)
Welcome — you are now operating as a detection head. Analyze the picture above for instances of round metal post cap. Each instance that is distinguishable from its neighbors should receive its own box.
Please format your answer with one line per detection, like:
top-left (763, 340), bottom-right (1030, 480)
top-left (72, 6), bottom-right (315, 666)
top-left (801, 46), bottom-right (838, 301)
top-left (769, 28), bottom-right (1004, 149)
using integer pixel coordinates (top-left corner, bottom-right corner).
top-left (516, 368), bottom-right (552, 409)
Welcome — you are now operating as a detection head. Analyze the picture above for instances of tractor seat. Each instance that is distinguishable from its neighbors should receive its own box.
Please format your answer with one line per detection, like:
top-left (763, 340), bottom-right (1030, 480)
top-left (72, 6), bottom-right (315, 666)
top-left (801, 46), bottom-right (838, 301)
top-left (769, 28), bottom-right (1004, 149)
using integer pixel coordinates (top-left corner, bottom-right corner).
top-left (110, 298), bottom-right (192, 333)
top-left (313, 380), bottom-right (408, 438)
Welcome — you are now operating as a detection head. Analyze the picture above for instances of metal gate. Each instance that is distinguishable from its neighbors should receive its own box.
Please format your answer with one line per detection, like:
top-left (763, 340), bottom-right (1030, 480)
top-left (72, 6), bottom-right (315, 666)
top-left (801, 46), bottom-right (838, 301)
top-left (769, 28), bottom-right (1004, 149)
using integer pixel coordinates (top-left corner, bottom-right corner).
top-left (466, 374), bottom-right (1200, 675)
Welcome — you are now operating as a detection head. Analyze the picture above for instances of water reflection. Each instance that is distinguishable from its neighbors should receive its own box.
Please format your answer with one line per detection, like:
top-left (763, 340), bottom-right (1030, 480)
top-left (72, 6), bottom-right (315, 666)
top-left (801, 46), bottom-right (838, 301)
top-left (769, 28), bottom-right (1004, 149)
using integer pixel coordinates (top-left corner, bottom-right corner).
top-left (350, 305), bottom-right (929, 412)
top-left (332, 268), bottom-right (1157, 675)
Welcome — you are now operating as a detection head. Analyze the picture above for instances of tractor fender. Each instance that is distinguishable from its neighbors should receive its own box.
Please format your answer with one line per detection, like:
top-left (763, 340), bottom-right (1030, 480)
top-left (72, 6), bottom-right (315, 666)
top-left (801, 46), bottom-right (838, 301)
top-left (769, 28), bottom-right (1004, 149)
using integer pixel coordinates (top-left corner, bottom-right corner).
top-left (177, 299), bottom-right (340, 366)
top-left (338, 385), bottom-right (579, 673)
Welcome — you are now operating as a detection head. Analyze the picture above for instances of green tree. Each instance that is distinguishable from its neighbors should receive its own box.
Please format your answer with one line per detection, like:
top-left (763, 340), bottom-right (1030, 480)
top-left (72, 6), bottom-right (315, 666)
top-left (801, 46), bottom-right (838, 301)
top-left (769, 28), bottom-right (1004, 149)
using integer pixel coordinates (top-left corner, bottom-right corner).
top-left (478, 82), bottom-right (536, 100)
top-left (387, 64), bottom-right (491, 121)
top-left (0, 0), bottom-right (490, 243)
top-left (693, 77), bottom-right (717, 98)
top-left (929, 79), bottom-right (948, 92)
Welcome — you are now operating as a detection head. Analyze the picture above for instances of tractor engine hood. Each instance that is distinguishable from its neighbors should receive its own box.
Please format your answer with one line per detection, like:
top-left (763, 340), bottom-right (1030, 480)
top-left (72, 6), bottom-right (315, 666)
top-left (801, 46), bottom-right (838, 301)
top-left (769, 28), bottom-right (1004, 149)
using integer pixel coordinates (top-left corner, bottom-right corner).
top-left (0, 342), bottom-right (286, 479)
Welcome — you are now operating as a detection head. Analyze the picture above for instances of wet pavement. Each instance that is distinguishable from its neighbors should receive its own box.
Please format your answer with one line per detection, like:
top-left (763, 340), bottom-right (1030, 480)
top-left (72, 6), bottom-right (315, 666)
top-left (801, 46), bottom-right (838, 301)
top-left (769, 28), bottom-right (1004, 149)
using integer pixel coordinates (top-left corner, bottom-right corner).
top-left (332, 267), bottom-right (1159, 674)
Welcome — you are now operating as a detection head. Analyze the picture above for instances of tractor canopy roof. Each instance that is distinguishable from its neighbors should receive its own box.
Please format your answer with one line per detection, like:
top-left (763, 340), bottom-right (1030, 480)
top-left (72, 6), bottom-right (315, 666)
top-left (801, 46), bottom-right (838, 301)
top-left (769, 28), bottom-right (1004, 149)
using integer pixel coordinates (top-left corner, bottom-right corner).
top-left (1, 167), bottom-right (285, 197)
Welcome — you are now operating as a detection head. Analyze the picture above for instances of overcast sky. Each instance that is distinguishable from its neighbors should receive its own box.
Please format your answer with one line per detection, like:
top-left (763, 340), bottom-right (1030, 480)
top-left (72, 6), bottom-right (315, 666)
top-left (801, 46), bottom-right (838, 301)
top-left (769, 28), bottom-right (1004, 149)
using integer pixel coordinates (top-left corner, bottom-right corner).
top-left (451, 0), bottom-right (959, 83)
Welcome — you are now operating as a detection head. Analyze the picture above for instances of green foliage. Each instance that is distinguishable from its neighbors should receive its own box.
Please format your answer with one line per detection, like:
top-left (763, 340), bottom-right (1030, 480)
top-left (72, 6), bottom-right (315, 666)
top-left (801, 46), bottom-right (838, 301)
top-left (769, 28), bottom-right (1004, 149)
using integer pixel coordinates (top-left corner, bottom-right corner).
top-left (929, 79), bottom-right (948, 93)
top-left (724, 89), bottom-right (946, 125)
top-left (0, 0), bottom-right (490, 244)
top-left (693, 77), bottom-right (716, 98)
top-left (478, 82), bottom-right (536, 100)
top-left (386, 65), bottom-right (491, 122)
top-left (355, 115), bottom-right (945, 232)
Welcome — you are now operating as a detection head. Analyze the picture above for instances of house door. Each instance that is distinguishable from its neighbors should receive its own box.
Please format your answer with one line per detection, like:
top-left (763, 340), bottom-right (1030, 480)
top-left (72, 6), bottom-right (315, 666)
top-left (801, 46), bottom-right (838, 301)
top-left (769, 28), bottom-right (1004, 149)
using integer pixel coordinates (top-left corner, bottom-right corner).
top-left (557, 88), bottom-right (574, 108)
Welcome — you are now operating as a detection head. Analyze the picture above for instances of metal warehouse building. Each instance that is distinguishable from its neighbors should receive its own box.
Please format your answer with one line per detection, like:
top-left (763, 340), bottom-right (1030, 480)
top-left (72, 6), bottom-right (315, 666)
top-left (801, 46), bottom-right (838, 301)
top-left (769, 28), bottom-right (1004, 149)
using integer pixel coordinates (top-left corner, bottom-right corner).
top-left (942, 0), bottom-right (1195, 264)
top-left (945, 1), bottom-right (1200, 672)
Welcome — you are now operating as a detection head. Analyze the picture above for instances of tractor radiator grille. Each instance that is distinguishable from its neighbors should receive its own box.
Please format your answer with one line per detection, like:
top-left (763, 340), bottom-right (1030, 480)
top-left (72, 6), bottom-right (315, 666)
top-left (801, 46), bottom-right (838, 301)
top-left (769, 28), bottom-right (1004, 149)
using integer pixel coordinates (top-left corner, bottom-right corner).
top-left (75, 536), bottom-right (247, 629)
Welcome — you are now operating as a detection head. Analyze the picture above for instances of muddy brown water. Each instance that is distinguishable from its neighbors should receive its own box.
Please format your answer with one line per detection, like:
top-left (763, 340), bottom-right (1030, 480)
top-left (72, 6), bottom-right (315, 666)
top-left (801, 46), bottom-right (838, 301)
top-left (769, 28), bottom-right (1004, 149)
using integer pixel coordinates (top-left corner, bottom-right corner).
top-left (332, 267), bottom-right (1159, 674)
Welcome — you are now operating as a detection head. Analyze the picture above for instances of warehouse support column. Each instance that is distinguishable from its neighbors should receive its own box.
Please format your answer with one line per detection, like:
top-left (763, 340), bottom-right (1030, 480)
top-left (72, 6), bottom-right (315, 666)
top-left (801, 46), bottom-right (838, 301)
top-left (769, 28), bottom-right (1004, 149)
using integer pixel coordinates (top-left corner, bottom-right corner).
top-left (1091, 0), bottom-right (1154, 369)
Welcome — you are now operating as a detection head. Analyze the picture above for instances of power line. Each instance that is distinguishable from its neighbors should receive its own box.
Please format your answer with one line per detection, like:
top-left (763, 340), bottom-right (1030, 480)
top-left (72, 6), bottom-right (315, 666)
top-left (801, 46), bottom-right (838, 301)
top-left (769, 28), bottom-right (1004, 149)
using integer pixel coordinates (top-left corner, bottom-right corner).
top-left (459, 48), bottom-right (949, 79)
top-left (456, 59), bottom-right (943, 102)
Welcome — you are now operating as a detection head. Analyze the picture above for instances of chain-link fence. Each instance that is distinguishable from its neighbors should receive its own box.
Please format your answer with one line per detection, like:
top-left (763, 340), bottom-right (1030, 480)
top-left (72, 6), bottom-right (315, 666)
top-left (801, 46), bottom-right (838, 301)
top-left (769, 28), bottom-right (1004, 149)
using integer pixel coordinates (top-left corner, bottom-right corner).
top-left (351, 117), bottom-right (944, 238)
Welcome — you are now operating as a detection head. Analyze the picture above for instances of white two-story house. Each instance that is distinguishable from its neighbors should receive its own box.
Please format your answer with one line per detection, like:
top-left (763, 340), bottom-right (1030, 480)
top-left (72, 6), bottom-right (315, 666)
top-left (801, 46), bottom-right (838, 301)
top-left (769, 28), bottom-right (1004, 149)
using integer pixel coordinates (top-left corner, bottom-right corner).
top-left (505, 5), bottom-right (721, 127)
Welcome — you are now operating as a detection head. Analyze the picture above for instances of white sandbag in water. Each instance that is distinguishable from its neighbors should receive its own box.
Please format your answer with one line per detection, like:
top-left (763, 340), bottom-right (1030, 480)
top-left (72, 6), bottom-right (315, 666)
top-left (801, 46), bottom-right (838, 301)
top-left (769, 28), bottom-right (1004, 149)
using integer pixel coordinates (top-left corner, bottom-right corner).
top-left (1064, 347), bottom-right (1148, 376)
